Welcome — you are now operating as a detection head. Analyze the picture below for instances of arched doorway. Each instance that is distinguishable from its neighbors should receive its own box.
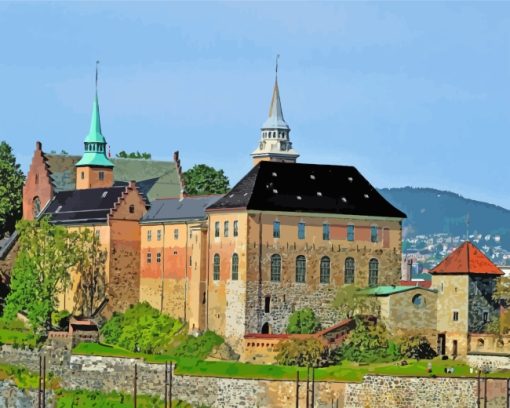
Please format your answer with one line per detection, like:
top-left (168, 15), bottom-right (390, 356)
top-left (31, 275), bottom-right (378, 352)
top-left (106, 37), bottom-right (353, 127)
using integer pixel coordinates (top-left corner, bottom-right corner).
top-left (261, 322), bottom-right (270, 334)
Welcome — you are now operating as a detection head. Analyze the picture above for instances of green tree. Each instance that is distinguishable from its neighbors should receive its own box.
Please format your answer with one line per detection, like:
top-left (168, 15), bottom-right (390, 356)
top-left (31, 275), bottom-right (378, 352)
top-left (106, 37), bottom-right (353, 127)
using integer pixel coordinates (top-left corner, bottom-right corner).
top-left (4, 218), bottom-right (80, 333)
top-left (398, 335), bottom-right (436, 359)
top-left (493, 275), bottom-right (510, 304)
top-left (116, 151), bottom-right (152, 159)
top-left (274, 338), bottom-right (325, 367)
top-left (0, 141), bottom-right (25, 237)
top-left (73, 229), bottom-right (108, 317)
top-left (334, 285), bottom-right (380, 319)
top-left (286, 308), bottom-right (321, 334)
top-left (183, 164), bottom-right (229, 195)
top-left (340, 319), bottom-right (400, 363)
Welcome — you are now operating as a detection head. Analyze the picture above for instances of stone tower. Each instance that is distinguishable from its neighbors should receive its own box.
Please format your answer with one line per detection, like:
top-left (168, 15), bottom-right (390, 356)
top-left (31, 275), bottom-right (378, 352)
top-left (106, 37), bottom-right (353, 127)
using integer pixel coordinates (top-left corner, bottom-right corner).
top-left (251, 73), bottom-right (299, 165)
top-left (75, 70), bottom-right (114, 190)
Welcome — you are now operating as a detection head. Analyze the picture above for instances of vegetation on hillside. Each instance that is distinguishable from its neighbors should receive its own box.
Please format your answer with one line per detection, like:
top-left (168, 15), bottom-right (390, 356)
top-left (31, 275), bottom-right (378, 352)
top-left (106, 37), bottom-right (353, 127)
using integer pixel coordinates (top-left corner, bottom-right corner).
top-left (116, 151), bottom-right (152, 159)
top-left (101, 302), bottom-right (184, 354)
top-left (286, 308), bottom-right (321, 334)
top-left (183, 164), bottom-right (229, 195)
top-left (0, 141), bottom-right (25, 238)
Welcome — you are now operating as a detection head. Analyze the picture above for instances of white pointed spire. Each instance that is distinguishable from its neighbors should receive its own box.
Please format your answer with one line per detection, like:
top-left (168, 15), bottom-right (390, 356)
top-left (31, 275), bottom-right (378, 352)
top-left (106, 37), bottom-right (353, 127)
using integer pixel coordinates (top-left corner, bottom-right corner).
top-left (251, 58), bottom-right (299, 165)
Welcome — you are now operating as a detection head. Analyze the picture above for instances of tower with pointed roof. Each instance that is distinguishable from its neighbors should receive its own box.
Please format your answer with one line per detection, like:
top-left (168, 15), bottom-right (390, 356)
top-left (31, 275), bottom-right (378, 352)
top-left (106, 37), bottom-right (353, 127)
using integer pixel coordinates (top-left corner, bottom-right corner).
top-left (75, 65), bottom-right (114, 190)
top-left (251, 64), bottom-right (299, 166)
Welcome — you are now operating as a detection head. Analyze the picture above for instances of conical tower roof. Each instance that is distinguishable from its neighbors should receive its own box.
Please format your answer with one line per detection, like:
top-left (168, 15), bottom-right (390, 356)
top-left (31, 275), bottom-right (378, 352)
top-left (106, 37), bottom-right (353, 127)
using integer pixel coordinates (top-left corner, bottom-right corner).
top-left (261, 78), bottom-right (290, 130)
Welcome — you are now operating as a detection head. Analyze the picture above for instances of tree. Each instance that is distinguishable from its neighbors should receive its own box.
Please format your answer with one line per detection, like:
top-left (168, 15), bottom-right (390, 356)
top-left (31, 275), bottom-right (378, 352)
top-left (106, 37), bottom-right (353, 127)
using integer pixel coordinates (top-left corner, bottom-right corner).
top-left (183, 164), bottom-right (229, 195)
top-left (340, 319), bottom-right (400, 363)
top-left (0, 141), bottom-right (25, 237)
top-left (274, 338), bottom-right (325, 367)
top-left (286, 308), bottom-right (321, 334)
top-left (4, 218), bottom-right (79, 333)
top-left (116, 151), bottom-right (152, 159)
top-left (493, 275), bottom-right (510, 305)
top-left (398, 335), bottom-right (436, 360)
top-left (73, 229), bottom-right (108, 317)
top-left (334, 285), bottom-right (380, 319)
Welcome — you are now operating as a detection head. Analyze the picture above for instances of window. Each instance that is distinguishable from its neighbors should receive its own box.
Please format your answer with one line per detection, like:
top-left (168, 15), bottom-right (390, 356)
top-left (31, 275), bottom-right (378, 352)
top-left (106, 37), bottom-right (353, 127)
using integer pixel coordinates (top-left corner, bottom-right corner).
top-left (215, 222), bottom-right (220, 238)
top-left (147, 230), bottom-right (152, 241)
top-left (213, 254), bottom-right (220, 280)
top-left (129, 205), bottom-right (135, 214)
top-left (298, 222), bottom-right (305, 240)
top-left (273, 221), bottom-right (280, 238)
top-left (320, 256), bottom-right (330, 284)
top-left (412, 294), bottom-right (424, 308)
top-left (271, 254), bottom-right (281, 282)
top-left (157, 230), bottom-right (162, 241)
top-left (264, 296), bottom-right (271, 313)
top-left (147, 252), bottom-right (152, 264)
top-left (368, 258), bottom-right (378, 286)
top-left (156, 252), bottom-right (161, 263)
top-left (483, 311), bottom-right (489, 323)
top-left (345, 257), bottom-right (355, 284)
top-left (453, 311), bottom-right (459, 321)
top-left (35, 174), bottom-right (39, 185)
top-left (224, 221), bottom-right (229, 237)
top-left (99, 171), bottom-right (105, 181)
top-left (440, 282), bottom-right (444, 293)
top-left (232, 253), bottom-right (239, 280)
top-left (347, 225), bottom-right (355, 241)
top-left (174, 229), bottom-right (179, 240)
top-left (233, 220), bottom-right (239, 237)
top-left (32, 196), bottom-right (41, 218)
top-left (371, 226), bottom-right (378, 243)
top-left (323, 224), bottom-right (330, 240)
top-left (81, 171), bottom-right (85, 180)
top-left (295, 256), bottom-right (306, 283)
top-left (189, 256), bottom-right (192, 266)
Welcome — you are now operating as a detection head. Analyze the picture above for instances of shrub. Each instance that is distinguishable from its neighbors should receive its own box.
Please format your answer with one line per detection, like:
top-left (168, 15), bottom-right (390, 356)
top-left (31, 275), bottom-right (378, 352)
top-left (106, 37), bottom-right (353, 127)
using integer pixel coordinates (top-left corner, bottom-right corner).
top-left (275, 338), bottom-right (325, 367)
top-left (398, 336), bottom-right (437, 360)
top-left (172, 331), bottom-right (224, 360)
top-left (51, 310), bottom-right (71, 330)
top-left (286, 308), bottom-right (321, 334)
top-left (340, 319), bottom-right (402, 363)
top-left (100, 302), bottom-right (183, 354)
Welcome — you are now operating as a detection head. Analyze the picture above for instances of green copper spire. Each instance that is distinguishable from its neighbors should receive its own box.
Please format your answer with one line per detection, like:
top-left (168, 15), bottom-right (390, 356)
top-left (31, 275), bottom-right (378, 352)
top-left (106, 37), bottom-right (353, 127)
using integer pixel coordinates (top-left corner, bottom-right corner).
top-left (76, 62), bottom-right (114, 168)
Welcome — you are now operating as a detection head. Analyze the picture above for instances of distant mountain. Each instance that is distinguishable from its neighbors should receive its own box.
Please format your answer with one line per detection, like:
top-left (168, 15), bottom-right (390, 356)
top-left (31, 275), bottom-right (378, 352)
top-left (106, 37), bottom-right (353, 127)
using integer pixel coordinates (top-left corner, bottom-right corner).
top-left (378, 187), bottom-right (510, 251)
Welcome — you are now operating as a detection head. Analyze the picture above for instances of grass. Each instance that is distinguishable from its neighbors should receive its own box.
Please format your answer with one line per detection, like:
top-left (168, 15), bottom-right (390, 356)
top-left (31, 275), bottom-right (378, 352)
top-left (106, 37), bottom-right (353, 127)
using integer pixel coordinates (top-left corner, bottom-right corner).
top-left (0, 318), bottom-right (37, 348)
top-left (0, 363), bottom-right (59, 390)
top-left (55, 389), bottom-right (194, 408)
top-left (72, 343), bottom-right (510, 382)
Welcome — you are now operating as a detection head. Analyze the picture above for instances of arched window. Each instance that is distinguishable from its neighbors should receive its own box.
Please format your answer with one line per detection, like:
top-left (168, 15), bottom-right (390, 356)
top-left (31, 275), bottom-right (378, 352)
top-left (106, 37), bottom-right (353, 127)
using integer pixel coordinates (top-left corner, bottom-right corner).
top-left (320, 256), bottom-right (330, 284)
top-left (345, 257), bottom-right (355, 284)
top-left (369, 258), bottom-right (379, 286)
top-left (296, 255), bottom-right (306, 283)
top-left (232, 253), bottom-right (239, 280)
top-left (271, 254), bottom-right (281, 282)
top-left (261, 322), bottom-right (270, 334)
top-left (32, 196), bottom-right (41, 218)
top-left (213, 254), bottom-right (220, 280)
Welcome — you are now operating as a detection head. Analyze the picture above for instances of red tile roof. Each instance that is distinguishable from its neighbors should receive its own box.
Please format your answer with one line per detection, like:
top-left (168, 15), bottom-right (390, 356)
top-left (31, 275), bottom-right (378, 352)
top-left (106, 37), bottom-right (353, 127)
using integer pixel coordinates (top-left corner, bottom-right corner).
top-left (429, 241), bottom-right (503, 276)
top-left (399, 280), bottom-right (433, 289)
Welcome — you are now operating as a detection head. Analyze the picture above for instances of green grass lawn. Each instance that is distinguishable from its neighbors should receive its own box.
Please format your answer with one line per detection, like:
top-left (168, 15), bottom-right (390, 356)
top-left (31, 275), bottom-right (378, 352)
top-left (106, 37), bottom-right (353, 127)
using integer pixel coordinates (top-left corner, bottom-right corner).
top-left (72, 343), bottom-right (510, 382)
top-left (55, 390), bottom-right (194, 408)
top-left (0, 318), bottom-right (37, 347)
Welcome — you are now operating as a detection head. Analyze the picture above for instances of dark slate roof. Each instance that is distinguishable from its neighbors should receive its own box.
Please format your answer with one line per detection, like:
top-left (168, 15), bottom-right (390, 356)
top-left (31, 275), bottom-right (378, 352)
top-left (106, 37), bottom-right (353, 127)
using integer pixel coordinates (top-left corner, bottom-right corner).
top-left (207, 161), bottom-right (406, 218)
top-left (44, 154), bottom-right (181, 201)
top-left (142, 195), bottom-right (222, 223)
top-left (43, 186), bottom-right (127, 225)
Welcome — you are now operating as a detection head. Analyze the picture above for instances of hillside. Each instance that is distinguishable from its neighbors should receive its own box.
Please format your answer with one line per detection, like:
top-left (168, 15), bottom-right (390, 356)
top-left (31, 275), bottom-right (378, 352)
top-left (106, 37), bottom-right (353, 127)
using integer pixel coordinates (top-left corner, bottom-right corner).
top-left (379, 187), bottom-right (510, 251)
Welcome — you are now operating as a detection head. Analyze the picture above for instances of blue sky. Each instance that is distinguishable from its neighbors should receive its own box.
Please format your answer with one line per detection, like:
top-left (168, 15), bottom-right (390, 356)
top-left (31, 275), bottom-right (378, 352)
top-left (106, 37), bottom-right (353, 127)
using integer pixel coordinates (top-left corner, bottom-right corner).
top-left (1, 2), bottom-right (510, 208)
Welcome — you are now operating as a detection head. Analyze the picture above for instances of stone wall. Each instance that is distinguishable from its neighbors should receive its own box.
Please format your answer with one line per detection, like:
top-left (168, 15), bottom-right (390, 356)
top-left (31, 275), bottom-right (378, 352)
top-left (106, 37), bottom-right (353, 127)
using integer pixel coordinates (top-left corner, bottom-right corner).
top-left (0, 380), bottom-right (54, 407)
top-left (1, 346), bottom-right (508, 408)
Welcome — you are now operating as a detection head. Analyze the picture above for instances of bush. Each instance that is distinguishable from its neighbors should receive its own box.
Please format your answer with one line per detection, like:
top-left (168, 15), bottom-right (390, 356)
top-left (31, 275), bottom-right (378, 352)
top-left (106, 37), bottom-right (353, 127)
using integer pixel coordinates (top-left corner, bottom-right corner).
top-left (51, 310), bottom-right (71, 330)
top-left (340, 319), bottom-right (402, 363)
top-left (275, 338), bottom-right (325, 367)
top-left (286, 308), bottom-right (321, 334)
top-left (172, 331), bottom-right (224, 360)
top-left (100, 302), bottom-right (183, 354)
top-left (398, 336), bottom-right (437, 360)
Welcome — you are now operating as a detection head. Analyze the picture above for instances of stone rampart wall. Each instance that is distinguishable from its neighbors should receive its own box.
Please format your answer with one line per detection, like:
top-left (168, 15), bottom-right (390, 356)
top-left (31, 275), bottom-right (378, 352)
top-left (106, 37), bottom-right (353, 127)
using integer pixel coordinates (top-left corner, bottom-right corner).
top-left (0, 345), bottom-right (508, 408)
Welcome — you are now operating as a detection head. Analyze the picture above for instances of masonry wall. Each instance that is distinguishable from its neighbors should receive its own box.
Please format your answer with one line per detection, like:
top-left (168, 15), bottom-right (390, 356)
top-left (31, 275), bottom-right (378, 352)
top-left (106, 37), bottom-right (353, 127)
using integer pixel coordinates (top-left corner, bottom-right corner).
top-left (1, 346), bottom-right (507, 408)
top-left (244, 212), bottom-right (402, 335)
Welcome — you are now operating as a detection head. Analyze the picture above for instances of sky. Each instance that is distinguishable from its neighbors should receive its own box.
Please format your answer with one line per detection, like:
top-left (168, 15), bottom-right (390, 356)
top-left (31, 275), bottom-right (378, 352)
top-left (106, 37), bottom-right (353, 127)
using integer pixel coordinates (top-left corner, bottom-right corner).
top-left (1, 2), bottom-right (510, 208)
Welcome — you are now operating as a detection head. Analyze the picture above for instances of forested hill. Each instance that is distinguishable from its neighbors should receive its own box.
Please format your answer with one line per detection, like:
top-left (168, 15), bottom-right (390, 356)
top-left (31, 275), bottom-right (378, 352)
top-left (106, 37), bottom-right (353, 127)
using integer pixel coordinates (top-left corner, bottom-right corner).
top-left (378, 187), bottom-right (510, 250)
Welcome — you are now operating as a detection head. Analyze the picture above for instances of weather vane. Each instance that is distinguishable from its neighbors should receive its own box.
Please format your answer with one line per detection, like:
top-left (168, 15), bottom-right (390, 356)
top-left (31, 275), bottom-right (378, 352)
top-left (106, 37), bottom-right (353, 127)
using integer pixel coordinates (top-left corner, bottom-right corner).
top-left (95, 60), bottom-right (100, 93)
top-left (275, 54), bottom-right (280, 76)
